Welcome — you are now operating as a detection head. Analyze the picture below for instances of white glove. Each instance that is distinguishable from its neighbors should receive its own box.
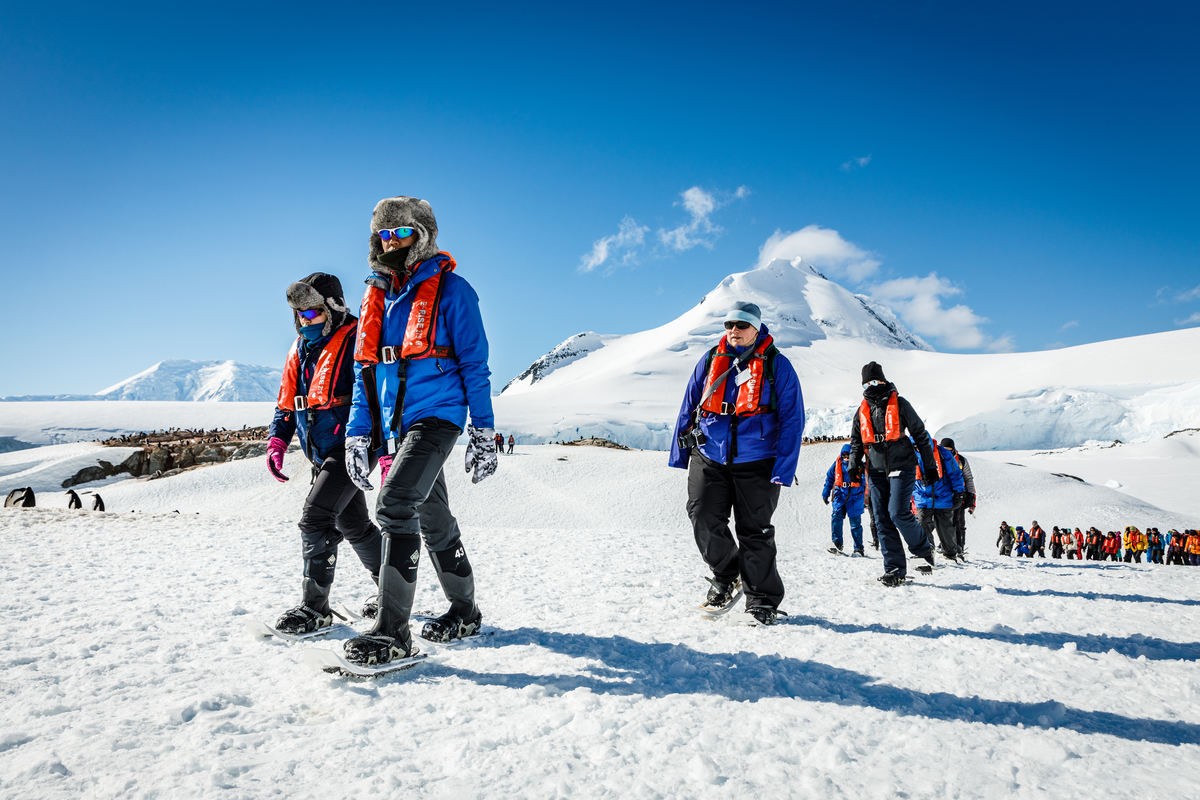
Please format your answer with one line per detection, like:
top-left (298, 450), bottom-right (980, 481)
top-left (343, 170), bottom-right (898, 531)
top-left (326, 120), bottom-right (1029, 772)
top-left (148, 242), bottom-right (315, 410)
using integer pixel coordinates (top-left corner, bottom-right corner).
top-left (345, 435), bottom-right (374, 491)
top-left (464, 425), bottom-right (498, 484)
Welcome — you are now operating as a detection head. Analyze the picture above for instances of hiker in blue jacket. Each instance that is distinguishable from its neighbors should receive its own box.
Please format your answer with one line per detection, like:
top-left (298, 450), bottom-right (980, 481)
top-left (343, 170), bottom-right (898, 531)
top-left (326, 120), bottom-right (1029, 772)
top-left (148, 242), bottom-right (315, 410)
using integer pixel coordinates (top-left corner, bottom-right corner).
top-left (669, 301), bottom-right (805, 625)
top-left (341, 196), bottom-right (497, 667)
top-left (822, 444), bottom-right (866, 556)
top-left (913, 438), bottom-right (966, 562)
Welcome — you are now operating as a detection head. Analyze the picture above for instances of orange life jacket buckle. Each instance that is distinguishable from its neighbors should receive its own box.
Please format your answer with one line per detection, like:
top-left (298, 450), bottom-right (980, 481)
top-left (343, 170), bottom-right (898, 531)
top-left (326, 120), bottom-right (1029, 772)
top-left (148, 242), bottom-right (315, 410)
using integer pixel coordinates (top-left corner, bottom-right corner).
top-left (293, 396), bottom-right (309, 411)
top-left (381, 345), bottom-right (399, 364)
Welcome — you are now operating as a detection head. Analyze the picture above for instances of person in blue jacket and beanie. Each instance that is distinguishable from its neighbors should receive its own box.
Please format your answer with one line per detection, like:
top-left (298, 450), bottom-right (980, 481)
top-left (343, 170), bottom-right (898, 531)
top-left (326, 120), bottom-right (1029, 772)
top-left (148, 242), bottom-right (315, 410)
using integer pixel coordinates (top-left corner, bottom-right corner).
top-left (266, 272), bottom-right (382, 635)
top-left (913, 437), bottom-right (966, 563)
top-left (669, 301), bottom-right (805, 625)
top-left (822, 444), bottom-right (866, 556)
top-left (341, 196), bottom-right (497, 667)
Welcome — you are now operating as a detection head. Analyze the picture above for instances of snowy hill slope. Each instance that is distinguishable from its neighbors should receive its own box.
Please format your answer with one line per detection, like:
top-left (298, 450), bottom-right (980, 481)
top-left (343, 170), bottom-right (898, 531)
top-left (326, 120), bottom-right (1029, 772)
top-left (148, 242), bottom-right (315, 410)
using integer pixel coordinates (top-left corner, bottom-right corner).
top-left (1, 443), bottom-right (1197, 800)
top-left (96, 359), bottom-right (281, 401)
top-left (493, 259), bottom-right (1200, 450)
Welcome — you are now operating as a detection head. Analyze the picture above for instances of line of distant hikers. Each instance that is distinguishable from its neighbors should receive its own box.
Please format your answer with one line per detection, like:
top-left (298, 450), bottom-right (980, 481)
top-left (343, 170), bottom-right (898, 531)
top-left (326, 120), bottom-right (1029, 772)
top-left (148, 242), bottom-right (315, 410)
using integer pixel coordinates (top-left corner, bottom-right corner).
top-left (996, 522), bottom-right (1200, 565)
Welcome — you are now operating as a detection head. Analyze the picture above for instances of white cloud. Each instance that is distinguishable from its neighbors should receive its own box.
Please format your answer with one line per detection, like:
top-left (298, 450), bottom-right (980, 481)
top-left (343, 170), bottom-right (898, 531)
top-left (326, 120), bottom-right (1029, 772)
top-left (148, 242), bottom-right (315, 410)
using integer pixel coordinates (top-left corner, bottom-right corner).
top-left (1178, 285), bottom-right (1200, 302)
top-left (578, 216), bottom-right (650, 273)
top-left (1178, 311), bottom-right (1200, 326)
top-left (986, 335), bottom-right (1017, 353)
top-left (581, 186), bottom-right (749, 272)
top-left (841, 155), bottom-right (872, 171)
top-left (870, 273), bottom-right (994, 350)
top-left (659, 186), bottom-right (746, 252)
top-left (757, 225), bottom-right (882, 282)
top-left (1060, 320), bottom-right (1079, 331)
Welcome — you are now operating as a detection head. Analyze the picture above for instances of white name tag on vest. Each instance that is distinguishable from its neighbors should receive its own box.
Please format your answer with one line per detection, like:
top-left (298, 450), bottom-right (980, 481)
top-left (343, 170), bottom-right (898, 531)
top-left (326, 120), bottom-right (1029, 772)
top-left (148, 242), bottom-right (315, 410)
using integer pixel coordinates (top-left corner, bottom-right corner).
top-left (735, 370), bottom-right (752, 386)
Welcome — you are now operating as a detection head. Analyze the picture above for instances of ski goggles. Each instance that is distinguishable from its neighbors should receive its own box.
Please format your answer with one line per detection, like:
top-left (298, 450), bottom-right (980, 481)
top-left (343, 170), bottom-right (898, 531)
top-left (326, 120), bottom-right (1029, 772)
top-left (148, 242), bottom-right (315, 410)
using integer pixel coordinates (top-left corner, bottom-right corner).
top-left (378, 226), bottom-right (415, 241)
top-left (863, 379), bottom-right (886, 388)
top-left (724, 321), bottom-right (753, 330)
top-left (297, 308), bottom-right (324, 320)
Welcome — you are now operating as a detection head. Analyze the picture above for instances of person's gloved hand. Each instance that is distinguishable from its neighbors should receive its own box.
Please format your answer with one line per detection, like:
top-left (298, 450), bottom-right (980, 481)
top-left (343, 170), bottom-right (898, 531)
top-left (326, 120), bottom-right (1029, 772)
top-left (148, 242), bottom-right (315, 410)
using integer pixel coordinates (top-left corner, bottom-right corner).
top-left (379, 454), bottom-right (393, 484)
top-left (953, 491), bottom-right (966, 509)
top-left (822, 494), bottom-right (830, 505)
top-left (266, 437), bottom-right (289, 482)
top-left (464, 425), bottom-right (498, 484)
top-left (345, 435), bottom-right (374, 491)
top-left (848, 468), bottom-right (862, 485)
top-left (922, 470), bottom-right (938, 487)
top-left (965, 492), bottom-right (976, 514)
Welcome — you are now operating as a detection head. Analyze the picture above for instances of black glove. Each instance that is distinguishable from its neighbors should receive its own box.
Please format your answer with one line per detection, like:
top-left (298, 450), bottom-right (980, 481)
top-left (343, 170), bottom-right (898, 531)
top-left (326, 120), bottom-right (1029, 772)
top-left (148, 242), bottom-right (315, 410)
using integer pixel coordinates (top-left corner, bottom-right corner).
top-left (848, 468), bottom-right (862, 484)
top-left (952, 492), bottom-right (966, 509)
top-left (922, 471), bottom-right (938, 487)
top-left (822, 495), bottom-right (830, 505)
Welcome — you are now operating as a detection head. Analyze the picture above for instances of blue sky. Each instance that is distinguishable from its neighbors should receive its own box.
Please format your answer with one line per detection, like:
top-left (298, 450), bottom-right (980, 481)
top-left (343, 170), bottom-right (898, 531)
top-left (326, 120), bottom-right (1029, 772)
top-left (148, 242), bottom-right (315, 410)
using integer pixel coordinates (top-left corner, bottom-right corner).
top-left (2, 1), bottom-right (1197, 396)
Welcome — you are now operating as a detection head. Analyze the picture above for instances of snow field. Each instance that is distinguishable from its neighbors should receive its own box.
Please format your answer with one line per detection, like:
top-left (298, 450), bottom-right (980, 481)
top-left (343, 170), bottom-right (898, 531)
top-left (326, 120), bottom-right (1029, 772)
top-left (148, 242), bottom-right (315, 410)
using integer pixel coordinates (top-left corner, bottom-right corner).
top-left (0, 442), bottom-right (1197, 799)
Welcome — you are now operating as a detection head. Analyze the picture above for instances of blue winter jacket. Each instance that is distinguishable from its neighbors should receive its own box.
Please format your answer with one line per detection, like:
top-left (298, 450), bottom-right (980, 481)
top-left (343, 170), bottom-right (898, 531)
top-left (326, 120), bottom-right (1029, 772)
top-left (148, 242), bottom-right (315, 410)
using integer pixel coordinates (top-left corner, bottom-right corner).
top-left (268, 321), bottom-right (357, 464)
top-left (912, 442), bottom-right (966, 509)
top-left (667, 324), bottom-right (805, 484)
top-left (346, 254), bottom-right (495, 448)
top-left (822, 444), bottom-right (865, 516)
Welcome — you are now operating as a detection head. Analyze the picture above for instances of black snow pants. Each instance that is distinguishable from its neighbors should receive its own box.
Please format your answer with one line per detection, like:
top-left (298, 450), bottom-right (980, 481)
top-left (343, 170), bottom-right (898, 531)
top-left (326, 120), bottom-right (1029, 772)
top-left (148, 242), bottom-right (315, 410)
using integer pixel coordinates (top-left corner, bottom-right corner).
top-left (917, 507), bottom-right (959, 558)
top-left (687, 453), bottom-right (784, 610)
top-left (299, 455), bottom-right (382, 587)
top-left (369, 417), bottom-right (477, 640)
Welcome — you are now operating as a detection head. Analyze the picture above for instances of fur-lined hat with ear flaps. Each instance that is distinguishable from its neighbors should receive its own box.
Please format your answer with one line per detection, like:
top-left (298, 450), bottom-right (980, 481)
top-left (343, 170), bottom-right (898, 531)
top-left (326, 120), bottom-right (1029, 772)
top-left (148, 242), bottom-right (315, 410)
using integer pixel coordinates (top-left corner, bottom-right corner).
top-left (369, 196), bottom-right (440, 273)
top-left (286, 272), bottom-right (349, 337)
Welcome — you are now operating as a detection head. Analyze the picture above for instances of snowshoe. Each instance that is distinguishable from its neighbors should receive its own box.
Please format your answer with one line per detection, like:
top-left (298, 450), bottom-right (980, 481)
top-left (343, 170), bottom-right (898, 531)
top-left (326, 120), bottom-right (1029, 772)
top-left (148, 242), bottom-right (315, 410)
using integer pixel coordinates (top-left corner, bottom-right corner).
top-left (275, 605), bottom-right (333, 636)
top-left (747, 605), bottom-right (785, 626)
top-left (343, 630), bottom-right (415, 666)
top-left (700, 576), bottom-right (743, 614)
top-left (420, 608), bottom-right (483, 643)
top-left (915, 552), bottom-right (936, 574)
top-left (878, 570), bottom-right (908, 587)
top-left (851, 549), bottom-right (865, 558)
top-left (827, 545), bottom-right (846, 556)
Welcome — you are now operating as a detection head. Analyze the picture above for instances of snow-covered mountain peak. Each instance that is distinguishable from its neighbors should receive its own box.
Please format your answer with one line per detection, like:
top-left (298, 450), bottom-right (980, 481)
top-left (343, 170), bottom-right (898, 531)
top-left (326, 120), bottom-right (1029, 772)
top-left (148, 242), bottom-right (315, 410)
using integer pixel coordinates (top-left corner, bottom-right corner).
top-left (96, 360), bottom-right (281, 402)
top-left (667, 258), bottom-right (930, 351)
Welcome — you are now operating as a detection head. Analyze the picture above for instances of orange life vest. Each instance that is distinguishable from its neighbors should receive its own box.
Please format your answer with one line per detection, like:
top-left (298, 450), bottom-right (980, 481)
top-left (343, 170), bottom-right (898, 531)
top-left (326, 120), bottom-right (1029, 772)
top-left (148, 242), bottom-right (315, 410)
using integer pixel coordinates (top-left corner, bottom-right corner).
top-left (858, 392), bottom-right (902, 447)
top-left (699, 334), bottom-right (775, 416)
top-left (277, 322), bottom-right (355, 411)
top-left (834, 458), bottom-right (861, 488)
top-left (355, 253), bottom-right (457, 364)
top-left (915, 445), bottom-right (944, 482)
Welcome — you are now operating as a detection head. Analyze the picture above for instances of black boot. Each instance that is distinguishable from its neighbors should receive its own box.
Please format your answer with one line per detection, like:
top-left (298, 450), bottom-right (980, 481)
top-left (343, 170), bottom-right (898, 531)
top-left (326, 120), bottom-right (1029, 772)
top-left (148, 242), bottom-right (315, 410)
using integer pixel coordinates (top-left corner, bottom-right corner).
top-left (345, 533), bottom-right (419, 665)
top-left (276, 577), bottom-right (333, 634)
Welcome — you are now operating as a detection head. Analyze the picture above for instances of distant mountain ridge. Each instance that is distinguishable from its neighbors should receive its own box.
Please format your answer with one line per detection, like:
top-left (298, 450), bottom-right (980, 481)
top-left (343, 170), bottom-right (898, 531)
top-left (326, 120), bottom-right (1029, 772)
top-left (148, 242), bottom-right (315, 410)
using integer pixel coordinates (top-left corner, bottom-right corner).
top-left (493, 258), bottom-right (1200, 450)
top-left (2, 360), bottom-right (281, 402)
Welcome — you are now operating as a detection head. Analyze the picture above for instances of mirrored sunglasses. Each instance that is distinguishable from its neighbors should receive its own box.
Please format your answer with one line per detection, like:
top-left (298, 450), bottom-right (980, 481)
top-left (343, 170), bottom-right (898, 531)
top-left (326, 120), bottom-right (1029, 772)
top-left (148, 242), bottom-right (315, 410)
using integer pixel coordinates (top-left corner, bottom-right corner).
top-left (724, 321), bottom-right (752, 330)
top-left (862, 379), bottom-right (886, 388)
top-left (297, 308), bottom-right (324, 320)
top-left (378, 227), bottom-right (415, 241)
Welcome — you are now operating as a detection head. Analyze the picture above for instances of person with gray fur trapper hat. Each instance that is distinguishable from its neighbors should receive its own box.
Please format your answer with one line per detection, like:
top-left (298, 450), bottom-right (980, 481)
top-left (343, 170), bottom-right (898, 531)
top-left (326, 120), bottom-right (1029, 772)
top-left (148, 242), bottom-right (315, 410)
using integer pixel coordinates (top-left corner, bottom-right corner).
top-left (266, 272), bottom-right (383, 635)
top-left (848, 361), bottom-right (940, 586)
top-left (341, 196), bottom-right (497, 667)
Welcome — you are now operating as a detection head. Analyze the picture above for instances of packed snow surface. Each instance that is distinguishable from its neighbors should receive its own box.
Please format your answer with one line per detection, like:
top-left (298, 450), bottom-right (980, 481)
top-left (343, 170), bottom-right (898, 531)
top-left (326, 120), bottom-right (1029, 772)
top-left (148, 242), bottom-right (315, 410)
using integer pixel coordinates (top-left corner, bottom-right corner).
top-left (1, 439), bottom-right (1197, 799)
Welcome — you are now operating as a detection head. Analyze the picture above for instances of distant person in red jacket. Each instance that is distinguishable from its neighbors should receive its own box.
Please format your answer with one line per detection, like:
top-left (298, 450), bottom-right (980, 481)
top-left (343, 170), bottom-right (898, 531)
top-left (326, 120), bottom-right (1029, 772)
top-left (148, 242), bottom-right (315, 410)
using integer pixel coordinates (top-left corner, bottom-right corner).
top-left (494, 431), bottom-right (505, 455)
top-left (1103, 531), bottom-right (1121, 561)
top-left (507, 434), bottom-right (515, 454)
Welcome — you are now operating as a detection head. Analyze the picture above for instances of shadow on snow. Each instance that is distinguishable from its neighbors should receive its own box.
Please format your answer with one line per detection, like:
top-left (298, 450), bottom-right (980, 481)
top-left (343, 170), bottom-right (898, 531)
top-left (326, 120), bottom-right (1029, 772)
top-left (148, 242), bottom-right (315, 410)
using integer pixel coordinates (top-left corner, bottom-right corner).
top-left (407, 627), bottom-right (1200, 747)
top-left (784, 613), bottom-right (1200, 661)
top-left (927, 582), bottom-right (1200, 607)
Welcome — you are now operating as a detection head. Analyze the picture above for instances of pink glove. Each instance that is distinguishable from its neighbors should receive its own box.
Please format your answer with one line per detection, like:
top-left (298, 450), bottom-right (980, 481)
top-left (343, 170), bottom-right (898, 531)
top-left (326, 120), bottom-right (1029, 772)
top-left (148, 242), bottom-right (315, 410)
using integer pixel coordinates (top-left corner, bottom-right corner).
top-left (267, 437), bottom-right (289, 482)
top-left (379, 454), bottom-right (393, 484)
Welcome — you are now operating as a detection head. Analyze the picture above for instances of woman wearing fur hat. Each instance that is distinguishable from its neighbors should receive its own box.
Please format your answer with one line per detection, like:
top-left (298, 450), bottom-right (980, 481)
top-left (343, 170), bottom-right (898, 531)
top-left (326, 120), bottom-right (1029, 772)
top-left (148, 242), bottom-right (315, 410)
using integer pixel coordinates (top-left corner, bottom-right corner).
top-left (342, 196), bottom-right (496, 667)
top-left (847, 361), bottom-right (940, 586)
top-left (266, 272), bottom-right (383, 635)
